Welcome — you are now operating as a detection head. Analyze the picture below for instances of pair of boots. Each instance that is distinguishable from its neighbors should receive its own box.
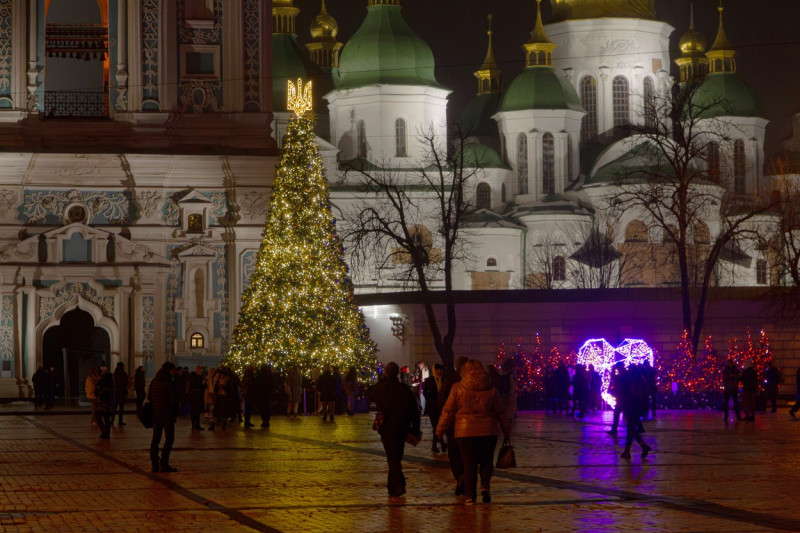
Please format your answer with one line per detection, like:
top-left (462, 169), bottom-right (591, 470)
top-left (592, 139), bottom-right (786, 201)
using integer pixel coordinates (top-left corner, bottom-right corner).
top-left (208, 419), bottom-right (227, 431)
top-left (621, 442), bottom-right (651, 459)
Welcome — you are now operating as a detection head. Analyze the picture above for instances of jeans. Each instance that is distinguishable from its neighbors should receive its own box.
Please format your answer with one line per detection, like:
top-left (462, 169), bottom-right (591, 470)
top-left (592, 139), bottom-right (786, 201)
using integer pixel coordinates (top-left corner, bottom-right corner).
top-left (150, 422), bottom-right (175, 468)
top-left (381, 433), bottom-right (407, 496)
top-left (456, 435), bottom-right (498, 501)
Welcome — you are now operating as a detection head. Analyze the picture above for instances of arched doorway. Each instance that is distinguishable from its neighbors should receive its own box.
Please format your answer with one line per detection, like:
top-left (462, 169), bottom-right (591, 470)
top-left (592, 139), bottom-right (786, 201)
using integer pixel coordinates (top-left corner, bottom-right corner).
top-left (42, 308), bottom-right (110, 402)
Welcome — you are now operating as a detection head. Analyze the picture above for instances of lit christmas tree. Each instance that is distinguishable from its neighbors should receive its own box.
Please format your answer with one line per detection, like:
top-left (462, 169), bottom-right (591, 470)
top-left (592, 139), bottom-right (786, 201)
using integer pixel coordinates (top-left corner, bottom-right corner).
top-left (225, 79), bottom-right (378, 379)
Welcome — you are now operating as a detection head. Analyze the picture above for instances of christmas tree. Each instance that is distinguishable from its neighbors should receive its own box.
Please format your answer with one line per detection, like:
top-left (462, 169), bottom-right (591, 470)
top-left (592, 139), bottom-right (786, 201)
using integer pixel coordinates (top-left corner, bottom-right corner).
top-left (225, 79), bottom-right (377, 379)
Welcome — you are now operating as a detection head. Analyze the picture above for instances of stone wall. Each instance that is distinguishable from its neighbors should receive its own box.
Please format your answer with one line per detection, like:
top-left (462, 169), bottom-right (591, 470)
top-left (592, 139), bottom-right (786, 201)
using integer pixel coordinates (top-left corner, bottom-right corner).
top-left (358, 287), bottom-right (800, 393)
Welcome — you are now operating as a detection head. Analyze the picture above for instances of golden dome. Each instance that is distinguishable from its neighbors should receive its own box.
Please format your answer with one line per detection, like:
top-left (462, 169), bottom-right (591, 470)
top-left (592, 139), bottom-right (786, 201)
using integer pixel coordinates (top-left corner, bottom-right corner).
top-left (550, 0), bottom-right (657, 22)
top-left (679, 6), bottom-right (707, 56)
top-left (310, 0), bottom-right (338, 41)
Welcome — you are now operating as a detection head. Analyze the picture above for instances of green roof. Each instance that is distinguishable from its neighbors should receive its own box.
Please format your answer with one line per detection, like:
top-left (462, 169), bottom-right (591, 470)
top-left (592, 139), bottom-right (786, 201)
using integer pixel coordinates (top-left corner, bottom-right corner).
top-left (459, 92), bottom-right (502, 139)
top-left (584, 142), bottom-right (672, 186)
top-left (456, 142), bottom-right (510, 170)
top-left (272, 34), bottom-right (329, 113)
top-left (695, 72), bottom-right (761, 118)
top-left (499, 67), bottom-right (583, 113)
top-left (336, 3), bottom-right (443, 90)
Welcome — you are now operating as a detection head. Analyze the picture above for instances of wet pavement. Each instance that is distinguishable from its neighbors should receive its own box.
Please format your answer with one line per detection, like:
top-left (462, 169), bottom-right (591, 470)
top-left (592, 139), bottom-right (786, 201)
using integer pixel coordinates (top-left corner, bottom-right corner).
top-left (0, 402), bottom-right (798, 532)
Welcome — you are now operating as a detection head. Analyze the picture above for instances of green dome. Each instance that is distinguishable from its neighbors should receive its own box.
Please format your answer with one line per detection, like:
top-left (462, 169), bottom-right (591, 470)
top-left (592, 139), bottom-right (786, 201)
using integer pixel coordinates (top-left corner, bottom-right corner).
top-left (695, 72), bottom-right (761, 118)
top-left (456, 142), bottom-right (510, 170)
top-left (459, 92), bottom-right (502, 139)
top-left (499, 67), bottom-right (583, 113)
top-left (336, 3), bottom-right (442, 90)
top-left (272, 34), bottom-right (329, 113)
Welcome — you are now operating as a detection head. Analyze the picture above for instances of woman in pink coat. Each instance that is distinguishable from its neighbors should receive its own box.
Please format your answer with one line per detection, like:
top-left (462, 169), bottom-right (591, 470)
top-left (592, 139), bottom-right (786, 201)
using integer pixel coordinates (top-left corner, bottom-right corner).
top-left (436, 359), bottom-right (511, 505)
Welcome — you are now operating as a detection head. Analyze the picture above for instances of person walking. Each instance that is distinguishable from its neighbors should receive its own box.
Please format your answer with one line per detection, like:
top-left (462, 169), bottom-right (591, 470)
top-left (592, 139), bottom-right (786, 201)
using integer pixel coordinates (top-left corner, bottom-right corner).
top-left (317, 367), bottom-right (337, 422)
top-left (95, 366), bottom-right (115, 439)
top-left (789, 367), bottom-right (800, 418)
top-left (32, 367), bottom-right (45, 408)
top-left (571, 364), bottom-right (589, 419)
top-left (188, 365), bottom-right (206, 430)
top-left (436, 359), bottom-right (511, 505)
top-left (741, 362), bottom-right (758, 422)
top-left (85, 367), bottom-right (100, 426)
top-left (286, 366), bottom-right (302, 418)
top-left (344, 366), bottom-right (358, 415)
top-left (134, 366), bottom-right (146, 410)
top-left (439, 356), bottom-right (468, 496)
top-left (554, 362), bottom-right (571, 415)
top-left (722, 358), bottom-right (742, 422)
top-left (764, 360), bottom-right (781, 413)
top-left (606, 362), bottom-right (625, 435)
top-left (149, 362), bottom-right (178, 472)
top-left (642, 360), bottom-right (658, 418)
top-left (369, 362), bottom-right (421, 498)
top-left (423, 363), bottom-right (444, 453)
top-left (619, 365), bottom-right (652, 460)
top-left (241, 365), bottom-right (256, 428)
top-left (256, 364), bottom-right (273, 428)
top-left (497, 357), bottom-right (516, 423)
top-left (209, 367), bottom-right (230, 431)
top-left (112, 362), bottom-right (129, 426)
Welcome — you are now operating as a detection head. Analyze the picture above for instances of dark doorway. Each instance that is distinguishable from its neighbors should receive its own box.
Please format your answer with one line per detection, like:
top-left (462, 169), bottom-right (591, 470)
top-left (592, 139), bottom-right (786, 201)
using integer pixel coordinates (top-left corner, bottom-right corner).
top-left (42, 308), bottom-right (110, 402)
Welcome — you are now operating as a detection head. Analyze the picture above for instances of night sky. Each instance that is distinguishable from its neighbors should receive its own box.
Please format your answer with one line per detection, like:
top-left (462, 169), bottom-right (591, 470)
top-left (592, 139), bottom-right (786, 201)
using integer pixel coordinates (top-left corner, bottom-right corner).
top-left (292, 0), bottom-right (800, 158)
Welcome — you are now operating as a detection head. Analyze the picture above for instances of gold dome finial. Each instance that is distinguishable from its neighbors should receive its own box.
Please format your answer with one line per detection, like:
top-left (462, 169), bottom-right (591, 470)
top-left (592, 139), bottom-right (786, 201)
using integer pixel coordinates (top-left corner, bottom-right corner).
top-left (474, 14), bottom-right (503, 95)
top-left (523, 0), bottom-right (556, 68)
top-left (273, 0), bottom-right (300, 35)
top-left (675, 3), bottom-right (709, 82)
top-left (706, 1), bottom-right (736, 74)
top-left (307, 0), bottom-right (343, 68)
top-left (288, 78), bottom-right (313, 117)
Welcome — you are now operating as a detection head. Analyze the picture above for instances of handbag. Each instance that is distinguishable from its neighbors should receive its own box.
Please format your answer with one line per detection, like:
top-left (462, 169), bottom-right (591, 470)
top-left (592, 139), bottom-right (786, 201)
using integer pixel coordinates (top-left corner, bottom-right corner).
top-left (137, 401), bottom-right (154, 429)
top-left (496, 437), bottom-right (516, 469)
top-left (372, 411), bottom-right (384, 432)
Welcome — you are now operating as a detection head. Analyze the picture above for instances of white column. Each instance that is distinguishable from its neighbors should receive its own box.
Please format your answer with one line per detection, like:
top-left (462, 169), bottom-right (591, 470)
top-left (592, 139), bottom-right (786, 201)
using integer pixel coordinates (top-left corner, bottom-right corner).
top-left (115, 0), bottom-right (129, 113)
top-left (25, 0), bottom-right (38, 111)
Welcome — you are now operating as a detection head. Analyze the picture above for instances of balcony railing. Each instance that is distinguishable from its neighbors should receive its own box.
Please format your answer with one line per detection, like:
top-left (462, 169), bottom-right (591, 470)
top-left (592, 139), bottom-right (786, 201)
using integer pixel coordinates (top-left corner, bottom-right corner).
top-left (44, 91), bottom-right (109, 118)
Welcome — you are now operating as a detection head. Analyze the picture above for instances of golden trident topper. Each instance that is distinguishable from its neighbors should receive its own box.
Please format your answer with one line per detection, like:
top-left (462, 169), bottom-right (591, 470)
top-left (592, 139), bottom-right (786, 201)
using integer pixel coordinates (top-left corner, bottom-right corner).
top-left (287, 78), bottom-right (313, 117)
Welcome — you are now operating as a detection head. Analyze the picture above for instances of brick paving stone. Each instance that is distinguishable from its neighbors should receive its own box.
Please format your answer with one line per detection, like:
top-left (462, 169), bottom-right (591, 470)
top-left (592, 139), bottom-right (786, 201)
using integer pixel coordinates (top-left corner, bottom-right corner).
top-left (0, 407), bottom-right (798, 532)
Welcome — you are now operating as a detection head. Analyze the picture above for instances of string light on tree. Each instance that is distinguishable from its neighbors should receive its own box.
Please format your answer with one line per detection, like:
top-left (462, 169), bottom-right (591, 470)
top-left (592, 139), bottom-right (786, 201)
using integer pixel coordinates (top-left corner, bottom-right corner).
top-left (225, 78), bottom-right (378, 380)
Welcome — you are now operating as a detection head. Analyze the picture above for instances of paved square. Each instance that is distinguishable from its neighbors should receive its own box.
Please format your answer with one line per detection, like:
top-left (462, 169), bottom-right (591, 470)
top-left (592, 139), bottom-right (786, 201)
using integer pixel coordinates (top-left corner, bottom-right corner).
top-left (0, 405), bottom-right (798, 532)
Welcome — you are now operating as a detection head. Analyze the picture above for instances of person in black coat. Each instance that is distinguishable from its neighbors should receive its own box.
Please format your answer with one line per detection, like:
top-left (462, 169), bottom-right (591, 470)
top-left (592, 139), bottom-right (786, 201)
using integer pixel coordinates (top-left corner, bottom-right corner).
top-left (439, 356), bottom-right (468, 495)
top-left (255, 364), bottom-right (273, 428)
top-left (620, 365), bottom-right (652, 460)
top-left (188, 366), bottom-right (206, 430)
top-left (149, 362), bottom-right (178, 472)
top-left (134, 366), bottom-right (146, 410)
top-left (368, 362), bottom-right (421, 497)
top-left (95, 366), bottom-right (115, 439)
top-left (112, 362), bottom-right (129, 426)
top-left (317, 368), bottom-right (337, 422)
top-left (422, 363), bottom-right (444, 453)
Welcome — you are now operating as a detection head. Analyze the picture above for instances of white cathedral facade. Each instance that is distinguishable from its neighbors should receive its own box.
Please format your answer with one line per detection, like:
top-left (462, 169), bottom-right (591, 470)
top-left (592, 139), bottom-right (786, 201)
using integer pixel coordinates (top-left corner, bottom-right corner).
top-left (0, 0), bottom-right (781, 398)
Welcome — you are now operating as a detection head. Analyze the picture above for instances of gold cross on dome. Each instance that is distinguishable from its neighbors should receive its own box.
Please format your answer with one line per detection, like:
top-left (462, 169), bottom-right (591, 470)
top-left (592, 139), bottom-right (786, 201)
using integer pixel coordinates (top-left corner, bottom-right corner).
top-left (287, 78), bottom-right (313, 117)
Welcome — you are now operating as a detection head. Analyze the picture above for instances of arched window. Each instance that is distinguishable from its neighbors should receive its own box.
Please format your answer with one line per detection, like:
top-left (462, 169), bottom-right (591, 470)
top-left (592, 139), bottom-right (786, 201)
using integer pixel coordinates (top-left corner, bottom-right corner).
top-left (357, 120), bottom-right (367, 158)
top-left (542, 133), bottom-right (555, 195)
top-left (553, 256), bottom-right (566, 282)
top-left (395, 118), bottom-right (407, 157)
top-left (580, 76), bottom-right (597, 143)
top-left (476, 182), bottom-right (491, 210)
top-left (517, 134), bottom-right (528, 194)
top-left (734, 139), bottom-right (746, 195)
top-left (624, 220), bottom-right (648, 242)
top-left (612, 76), bottom-right (630, 127)
top-left (486, 257), bottom-right (497, 268)
top-left (707, 141), bottom-right (720, 183)
top-left (756, 259), bottom-right (768, 285)
top-left (190, 332), bottom-right (205, 349)
top-left (643, 77), bottom-right (656, 129)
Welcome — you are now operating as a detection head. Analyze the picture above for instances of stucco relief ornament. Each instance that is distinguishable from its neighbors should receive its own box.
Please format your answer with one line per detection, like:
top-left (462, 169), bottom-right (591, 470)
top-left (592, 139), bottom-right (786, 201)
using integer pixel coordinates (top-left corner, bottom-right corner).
top-left (0, 189), bottom-right (16, 210)
top-left (240, 191), bottom-right (267, 218)
top-left (0, 239), bottom-right (37, 262)
top-left (138, 190), bottom-right (163, 218)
